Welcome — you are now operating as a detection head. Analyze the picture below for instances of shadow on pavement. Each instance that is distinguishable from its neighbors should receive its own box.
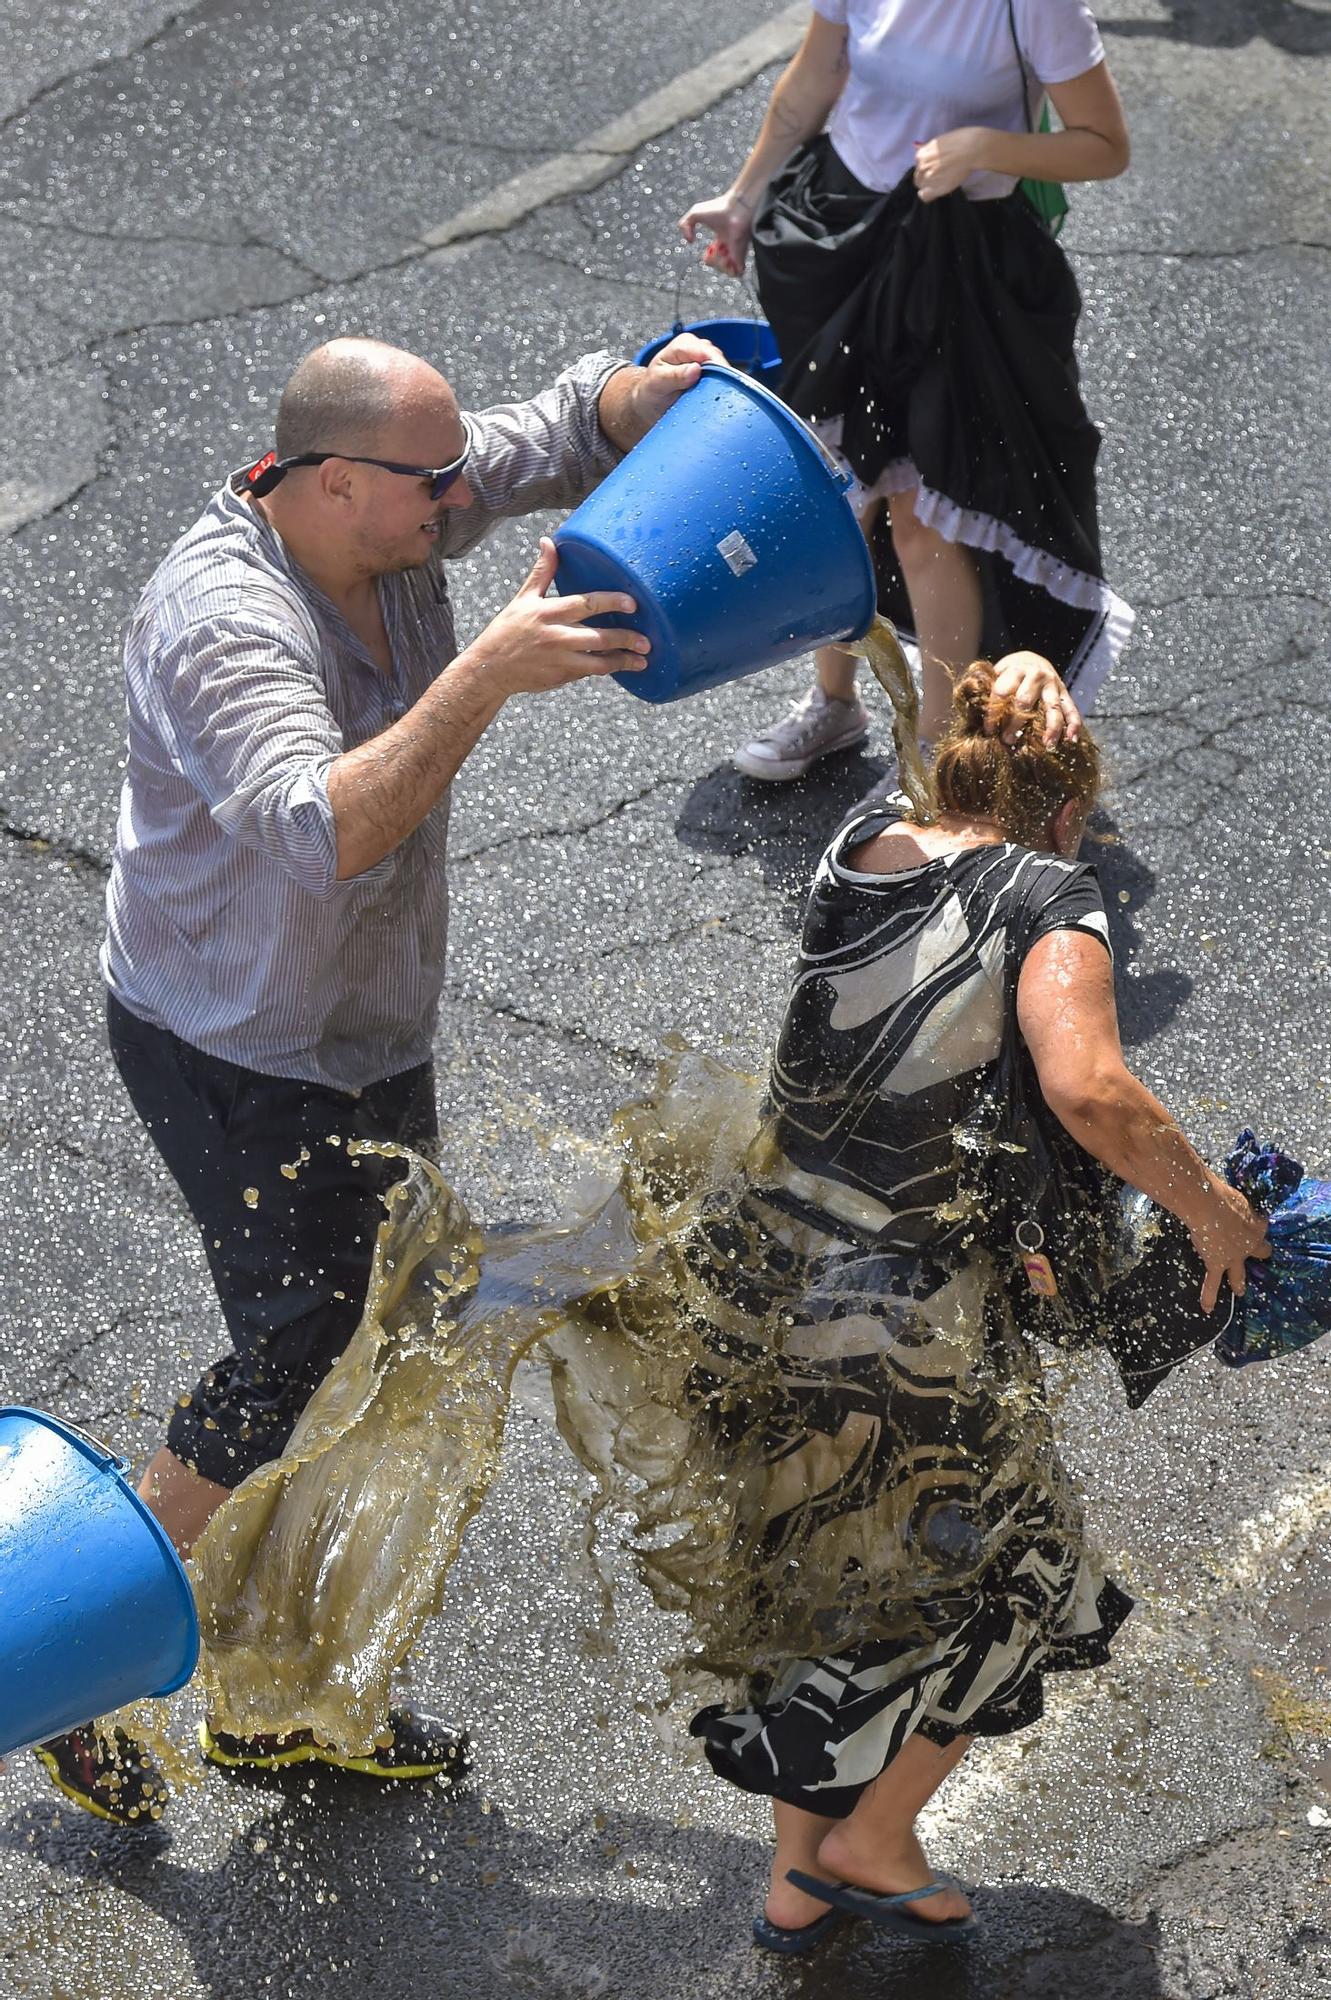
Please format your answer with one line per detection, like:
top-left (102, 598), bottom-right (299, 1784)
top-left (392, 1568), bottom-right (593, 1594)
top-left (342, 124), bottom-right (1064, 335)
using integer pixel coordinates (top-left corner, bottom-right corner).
top-left (1084, 809), bottom-right (1194, 1049)
top-left (1099, 1), bottom-right (1331, 53)
top-left (676, 766), bottom-right (1192, 1050)
top-left (4, 1787), bottom-right (1165, 2000)
top-left (675, 749), bottom-right (895, 914)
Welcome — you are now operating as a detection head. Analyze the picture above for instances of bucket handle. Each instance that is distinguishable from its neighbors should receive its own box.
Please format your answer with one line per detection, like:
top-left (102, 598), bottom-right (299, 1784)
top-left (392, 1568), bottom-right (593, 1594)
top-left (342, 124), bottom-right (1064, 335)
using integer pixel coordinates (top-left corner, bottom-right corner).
top-left (668, 261), bottom-right (768, 378)
top-left (784, 410), bottom-right (854, 491)
top-left (668, 240), bottom-right (853, 493)
top-left (52, 1412), bottom-right (130, 1477)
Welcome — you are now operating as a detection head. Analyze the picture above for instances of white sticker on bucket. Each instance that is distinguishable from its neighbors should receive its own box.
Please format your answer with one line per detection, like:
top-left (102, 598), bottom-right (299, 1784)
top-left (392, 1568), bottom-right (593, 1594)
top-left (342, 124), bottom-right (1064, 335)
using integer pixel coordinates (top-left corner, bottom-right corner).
top-left (716, 529), bottom-right (758, 577)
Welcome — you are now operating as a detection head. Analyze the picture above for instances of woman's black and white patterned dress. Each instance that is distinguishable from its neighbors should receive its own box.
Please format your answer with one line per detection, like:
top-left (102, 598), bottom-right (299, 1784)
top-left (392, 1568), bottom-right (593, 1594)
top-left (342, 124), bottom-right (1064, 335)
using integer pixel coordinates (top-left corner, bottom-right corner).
top-left (554, 804), bottom-right (1131, 1819)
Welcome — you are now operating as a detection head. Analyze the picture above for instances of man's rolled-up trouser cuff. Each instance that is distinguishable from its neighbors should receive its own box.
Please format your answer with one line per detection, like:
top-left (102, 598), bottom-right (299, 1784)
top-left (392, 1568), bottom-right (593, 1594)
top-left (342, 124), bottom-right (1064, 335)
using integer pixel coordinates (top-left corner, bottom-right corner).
top-left (161, 1290), bottom-right (369, 1487)
top-left (165, 1377), bottom-right (314, 1490)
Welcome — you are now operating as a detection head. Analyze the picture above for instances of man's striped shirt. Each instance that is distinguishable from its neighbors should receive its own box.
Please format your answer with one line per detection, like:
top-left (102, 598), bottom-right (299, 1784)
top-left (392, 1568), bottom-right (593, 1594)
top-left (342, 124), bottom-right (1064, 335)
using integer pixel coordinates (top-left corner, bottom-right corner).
top-left (101, 351), bottom-right (625, 1090)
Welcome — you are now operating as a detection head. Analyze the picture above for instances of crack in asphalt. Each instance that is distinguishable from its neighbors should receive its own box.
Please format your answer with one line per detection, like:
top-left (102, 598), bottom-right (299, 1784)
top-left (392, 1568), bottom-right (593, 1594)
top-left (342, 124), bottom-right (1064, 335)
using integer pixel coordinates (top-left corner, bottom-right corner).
top-left (388, 114), bottom-right (561, 158)
top-left (0, 204), bottom-right (331, 285)
top-left (512, 239), bottom-right (679, 302)
top-left (0, 206), bottom-right (243, 250)
top-left (0, 1110), bottom-right (202, 1222)
top-left (1133, 586), bottom-right (1331, 618)
top-left (3, 217), bottom-right (453, 389)
top-left (454, 775), bottom-right (685, 863)
top-left (1114, 689), bottom-right (1331, 798)
top-left (0, 771), bottom-right (693, 907)
top-left (0, 13), bottom-right (795, 380)
top-left (1076, 238), bottom-right (1331, 262)
top-left (451, 989), bottom-right (649, 1070)
top-left (1125, 1806), bottom-right (1300, 1910)
top-left (1097, 635), bottom-right (1325, 725)
top-left (43, 1308), bottom-right (174, 1399)
top-left (0, 816), bottom-right (110, 880)
top-left (9, 445), bottom-right (118, 536)
top-left (537, 911), bottom-right (733, 976)
top-left (0, 7), bottom-right (205, 138)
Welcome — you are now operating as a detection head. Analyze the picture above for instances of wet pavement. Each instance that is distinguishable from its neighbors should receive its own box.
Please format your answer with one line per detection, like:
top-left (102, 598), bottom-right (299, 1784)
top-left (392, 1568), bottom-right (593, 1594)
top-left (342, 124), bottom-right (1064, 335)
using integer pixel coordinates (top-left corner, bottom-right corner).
top-left (3, 1), bottom-right (1331, 1995)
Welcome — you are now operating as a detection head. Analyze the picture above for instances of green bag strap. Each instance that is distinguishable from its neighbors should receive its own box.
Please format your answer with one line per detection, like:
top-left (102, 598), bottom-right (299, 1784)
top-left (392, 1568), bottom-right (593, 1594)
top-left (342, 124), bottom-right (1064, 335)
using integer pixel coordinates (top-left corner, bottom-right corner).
top-left (1005, 0), bottom-right (1070, 237)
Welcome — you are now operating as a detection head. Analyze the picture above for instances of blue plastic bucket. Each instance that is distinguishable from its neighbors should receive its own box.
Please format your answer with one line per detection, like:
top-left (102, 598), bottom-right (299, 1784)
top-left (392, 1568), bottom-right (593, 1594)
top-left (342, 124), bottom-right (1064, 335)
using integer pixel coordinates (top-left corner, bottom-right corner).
top-left (635, 316), bottom-right (783, 389)
top-left (0, 1407), bottom-right (199, 1755)
top-left (554, 362), bottom-right (876, 705)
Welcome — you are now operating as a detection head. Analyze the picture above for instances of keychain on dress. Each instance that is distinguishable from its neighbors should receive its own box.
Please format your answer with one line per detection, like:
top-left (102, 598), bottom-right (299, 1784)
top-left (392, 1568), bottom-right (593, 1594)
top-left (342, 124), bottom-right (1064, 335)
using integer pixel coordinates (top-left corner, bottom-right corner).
top-left (1016, 1219), bottom-right (1059, 1297)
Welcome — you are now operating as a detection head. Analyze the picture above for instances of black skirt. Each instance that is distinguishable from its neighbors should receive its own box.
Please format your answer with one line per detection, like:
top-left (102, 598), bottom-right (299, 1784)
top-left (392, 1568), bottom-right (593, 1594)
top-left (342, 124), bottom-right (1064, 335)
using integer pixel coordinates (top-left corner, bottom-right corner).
top-left (752, 136), bottom-right (1133, 702)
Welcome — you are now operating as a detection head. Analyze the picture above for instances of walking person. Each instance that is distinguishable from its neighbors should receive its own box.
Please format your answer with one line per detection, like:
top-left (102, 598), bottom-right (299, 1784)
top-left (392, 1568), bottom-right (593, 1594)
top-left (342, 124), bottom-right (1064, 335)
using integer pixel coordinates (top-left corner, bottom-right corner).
top-left (552, 659), bottom-right (1267, 1949)
top-left (33, 329), bottom-right (720, 1827)
top-left (679, 0), bottom-right (1133, 782)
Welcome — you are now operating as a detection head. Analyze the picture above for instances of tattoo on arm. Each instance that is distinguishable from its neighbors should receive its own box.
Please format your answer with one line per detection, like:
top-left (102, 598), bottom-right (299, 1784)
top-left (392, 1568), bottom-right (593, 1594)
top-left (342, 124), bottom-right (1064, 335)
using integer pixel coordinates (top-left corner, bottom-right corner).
top-left (771, 99), bottom-right (805, 144)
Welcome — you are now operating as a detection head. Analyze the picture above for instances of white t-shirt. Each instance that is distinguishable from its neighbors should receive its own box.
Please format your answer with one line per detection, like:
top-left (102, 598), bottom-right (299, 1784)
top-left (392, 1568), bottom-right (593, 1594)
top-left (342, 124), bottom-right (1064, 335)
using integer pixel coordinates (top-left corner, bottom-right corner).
top-left (810, 0), bottom-right (1105, 199)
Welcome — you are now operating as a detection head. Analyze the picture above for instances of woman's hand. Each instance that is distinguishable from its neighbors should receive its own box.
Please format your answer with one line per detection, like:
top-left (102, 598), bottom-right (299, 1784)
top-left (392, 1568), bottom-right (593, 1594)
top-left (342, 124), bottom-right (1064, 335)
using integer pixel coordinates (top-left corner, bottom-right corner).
top-left (913, 127), bottom-right (989, 202)
top-left (988, 652), bottom-right (1083, 748)
top-left (1186, 1175), bottom-right (1272, 1314)
top-left (678, 192), bottom-right (754, 278)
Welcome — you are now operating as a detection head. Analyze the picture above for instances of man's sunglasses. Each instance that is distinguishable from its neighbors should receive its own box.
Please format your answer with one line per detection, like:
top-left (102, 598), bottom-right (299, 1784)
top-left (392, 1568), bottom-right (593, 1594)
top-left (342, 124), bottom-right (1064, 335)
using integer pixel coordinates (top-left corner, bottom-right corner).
top-left (242, 425), bottom-right (471, 502)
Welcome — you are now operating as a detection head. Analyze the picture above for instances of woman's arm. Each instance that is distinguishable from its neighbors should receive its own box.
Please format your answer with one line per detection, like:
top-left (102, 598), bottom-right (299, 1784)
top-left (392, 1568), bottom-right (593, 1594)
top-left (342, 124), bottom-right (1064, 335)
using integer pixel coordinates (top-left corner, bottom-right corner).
top-left (914, 60), bottom-right (1130, 203)
top-left (1017, 930), bottom-right (1269, 1311)
top-left (678, 12), bottom-right (850, 276)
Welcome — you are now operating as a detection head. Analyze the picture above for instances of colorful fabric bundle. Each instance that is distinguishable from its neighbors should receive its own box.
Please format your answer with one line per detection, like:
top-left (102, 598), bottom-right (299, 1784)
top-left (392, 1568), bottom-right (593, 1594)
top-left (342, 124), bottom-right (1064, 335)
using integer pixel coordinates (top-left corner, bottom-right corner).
top-left (1091, 1130), bottom-right (1331, 1405)
top-left (1214, 1131), bottom-right (1331, 1369)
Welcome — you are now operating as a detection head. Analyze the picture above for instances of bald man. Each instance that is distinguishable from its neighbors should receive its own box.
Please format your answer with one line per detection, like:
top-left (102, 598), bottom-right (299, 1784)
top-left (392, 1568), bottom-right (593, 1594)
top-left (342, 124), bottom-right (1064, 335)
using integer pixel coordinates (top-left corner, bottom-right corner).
top-left (36, 333), bottom-right (720, 1826)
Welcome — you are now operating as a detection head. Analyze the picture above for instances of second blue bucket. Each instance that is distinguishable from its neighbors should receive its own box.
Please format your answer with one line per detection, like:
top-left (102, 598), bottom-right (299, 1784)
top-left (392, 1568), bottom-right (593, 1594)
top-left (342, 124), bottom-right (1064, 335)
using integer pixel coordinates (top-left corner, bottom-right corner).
top-left (0, 1407), bottom-right (200, 1756)
top-left (634, 316), bottom-right (783, 389)
top-left (554, 363), bottom-right (876, 705)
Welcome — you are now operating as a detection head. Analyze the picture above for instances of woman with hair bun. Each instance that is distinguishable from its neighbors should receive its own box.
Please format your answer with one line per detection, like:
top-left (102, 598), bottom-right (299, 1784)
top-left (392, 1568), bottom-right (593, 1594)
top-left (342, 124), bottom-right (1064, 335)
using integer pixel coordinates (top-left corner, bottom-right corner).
top-left (555, 656), bottom-right (1267, 1952)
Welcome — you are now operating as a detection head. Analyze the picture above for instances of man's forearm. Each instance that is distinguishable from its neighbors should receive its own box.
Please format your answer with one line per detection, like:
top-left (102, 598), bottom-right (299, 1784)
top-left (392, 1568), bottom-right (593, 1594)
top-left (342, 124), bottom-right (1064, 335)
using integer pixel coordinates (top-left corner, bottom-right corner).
top-left (596, 365), bottom-right (652, 455)
top-left (326, 653), bottom-right (505, 879)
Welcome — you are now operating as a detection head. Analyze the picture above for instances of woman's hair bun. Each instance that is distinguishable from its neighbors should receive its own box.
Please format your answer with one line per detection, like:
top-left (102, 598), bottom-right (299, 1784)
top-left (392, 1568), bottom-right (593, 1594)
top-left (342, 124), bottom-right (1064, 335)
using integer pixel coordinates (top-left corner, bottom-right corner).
top-left (949, 659), bottom-right (1040, 748)
top-left (932, 658), bottom-right (1102, 846)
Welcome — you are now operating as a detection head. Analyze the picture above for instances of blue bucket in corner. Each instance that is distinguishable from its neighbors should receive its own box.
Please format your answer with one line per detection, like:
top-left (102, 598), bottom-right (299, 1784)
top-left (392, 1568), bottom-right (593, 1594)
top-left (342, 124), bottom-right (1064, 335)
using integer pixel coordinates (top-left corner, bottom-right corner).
top-left (635, 316), bottom-right (783, 389)
top-left (0, 1407), bottom-right (199, 1756)
top-left (553, 363), bottom-right (876, 705)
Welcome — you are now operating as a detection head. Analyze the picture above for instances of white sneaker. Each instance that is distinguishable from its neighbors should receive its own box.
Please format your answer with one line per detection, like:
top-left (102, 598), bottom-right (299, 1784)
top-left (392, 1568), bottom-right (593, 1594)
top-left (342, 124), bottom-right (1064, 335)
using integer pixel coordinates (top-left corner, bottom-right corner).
top-left (732, 685), bottom-right (871, 782)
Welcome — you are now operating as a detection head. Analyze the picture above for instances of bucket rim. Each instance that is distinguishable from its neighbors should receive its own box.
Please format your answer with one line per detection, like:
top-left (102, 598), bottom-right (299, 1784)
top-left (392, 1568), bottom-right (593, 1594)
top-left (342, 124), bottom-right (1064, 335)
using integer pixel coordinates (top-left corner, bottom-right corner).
top-left (0, 1403), bottom-right (123, 1473)
top-left (0, 1403), bottom-right (201, 1693)
top-left (693, 361), bottom-right (842, 475)
top-left (633, 317), bottom-right (778, 371)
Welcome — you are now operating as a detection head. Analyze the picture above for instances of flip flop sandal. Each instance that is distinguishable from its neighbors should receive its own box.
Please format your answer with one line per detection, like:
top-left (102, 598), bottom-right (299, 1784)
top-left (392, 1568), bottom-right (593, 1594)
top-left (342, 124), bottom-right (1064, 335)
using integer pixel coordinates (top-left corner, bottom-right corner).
top-left (785, 1868), bottom-right (978, 1943)
top-left (752, 1906), bottom-right (843, 1955)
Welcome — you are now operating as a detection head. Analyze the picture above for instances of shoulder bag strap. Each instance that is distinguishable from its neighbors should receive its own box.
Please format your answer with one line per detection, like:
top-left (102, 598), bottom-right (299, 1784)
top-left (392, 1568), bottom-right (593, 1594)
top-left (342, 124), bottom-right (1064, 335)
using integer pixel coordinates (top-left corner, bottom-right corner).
top-left (1005, 0), bottom-right (1070, 235)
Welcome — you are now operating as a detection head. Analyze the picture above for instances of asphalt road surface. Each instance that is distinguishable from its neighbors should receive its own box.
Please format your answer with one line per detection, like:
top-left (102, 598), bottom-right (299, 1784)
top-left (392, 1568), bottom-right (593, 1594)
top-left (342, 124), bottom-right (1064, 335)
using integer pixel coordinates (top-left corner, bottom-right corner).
top-left (3, 2), bottom-right (1331, 1995)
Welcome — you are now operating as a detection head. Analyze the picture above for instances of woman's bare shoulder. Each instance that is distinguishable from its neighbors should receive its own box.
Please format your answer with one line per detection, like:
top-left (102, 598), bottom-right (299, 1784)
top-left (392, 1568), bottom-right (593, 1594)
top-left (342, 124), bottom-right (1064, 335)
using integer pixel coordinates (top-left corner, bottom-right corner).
top-left (841, 820), bottom-right (1004, 875)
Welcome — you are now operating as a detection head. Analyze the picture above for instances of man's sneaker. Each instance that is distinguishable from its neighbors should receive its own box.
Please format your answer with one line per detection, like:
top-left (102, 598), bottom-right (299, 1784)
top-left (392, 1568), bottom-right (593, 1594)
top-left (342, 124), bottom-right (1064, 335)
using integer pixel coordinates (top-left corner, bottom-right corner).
top-left (33, 1723), bottom-right (169, 1827)
top-left (200, 1708), bottom-right (470, 1783)
top-left (732, 685), bottom-right (871, 782)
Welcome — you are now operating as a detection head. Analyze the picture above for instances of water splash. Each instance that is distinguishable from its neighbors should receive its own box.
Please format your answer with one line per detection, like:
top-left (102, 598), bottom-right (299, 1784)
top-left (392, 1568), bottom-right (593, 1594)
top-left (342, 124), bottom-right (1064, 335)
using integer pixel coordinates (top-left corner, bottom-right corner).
top-left (192, 1049), bottom-right (1089, 1744)
top-left (191, 1150), bottom-right (646, 1748)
